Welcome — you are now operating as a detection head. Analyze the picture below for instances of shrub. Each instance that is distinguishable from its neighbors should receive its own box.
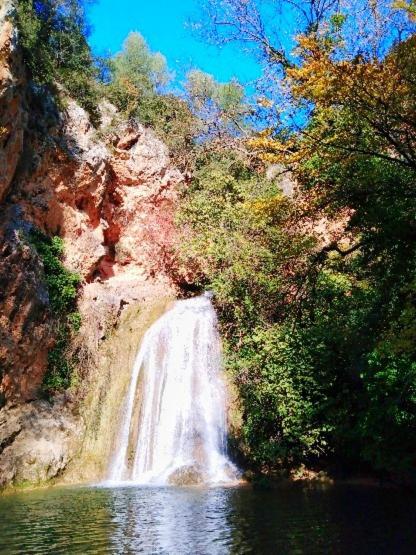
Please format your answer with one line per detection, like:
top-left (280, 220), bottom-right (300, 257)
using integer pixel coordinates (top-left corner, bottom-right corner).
top-left (14, 0), bottom-right (101, 124)
top-left (29, 231), bottom-right (79, 313)
top-left (106, 31), bottom-right (170, 118)
top-left (29, 229), bottom-right (81, 394)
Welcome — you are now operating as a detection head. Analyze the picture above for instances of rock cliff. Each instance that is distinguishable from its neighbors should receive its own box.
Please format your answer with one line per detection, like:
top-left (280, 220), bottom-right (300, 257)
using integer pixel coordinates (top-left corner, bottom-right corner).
top-left (0, 5), bottom-right (184, 490)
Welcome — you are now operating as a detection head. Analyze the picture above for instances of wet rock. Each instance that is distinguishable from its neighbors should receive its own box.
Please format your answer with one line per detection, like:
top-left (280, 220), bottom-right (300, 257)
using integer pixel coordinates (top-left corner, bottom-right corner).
top-left (0, 401), bottom-right (82, 490)
top-left (167, 464), bottom-right (206, 486)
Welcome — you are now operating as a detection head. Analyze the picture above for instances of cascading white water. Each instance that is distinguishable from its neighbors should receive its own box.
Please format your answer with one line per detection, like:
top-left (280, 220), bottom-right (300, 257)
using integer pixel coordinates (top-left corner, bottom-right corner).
top-left (108, 293), bottom-right (239, 486)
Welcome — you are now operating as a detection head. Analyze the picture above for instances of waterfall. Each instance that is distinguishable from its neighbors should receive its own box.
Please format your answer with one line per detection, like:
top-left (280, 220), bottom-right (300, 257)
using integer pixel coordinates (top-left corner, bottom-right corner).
top-left (108, 293), bottom-right (239, 486)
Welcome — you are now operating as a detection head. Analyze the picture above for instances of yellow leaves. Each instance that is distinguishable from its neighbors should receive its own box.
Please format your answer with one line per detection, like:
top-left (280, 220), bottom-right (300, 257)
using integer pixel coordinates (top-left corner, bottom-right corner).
top-left (248, 129), bottom-right (325, 170)
top-left (245, 195), bottom-right (289, 222)
top-left (0, 126), bottom-right (8, 142)
top-left (393, 0), bottom-right (416, 20)
top-left (287, 36), bottom-right (341, 105)
top-left (320, 268), bottom-right (354, 294)
top-left (248, 136), bottom-right (277, 152)
top-left (287, 31), bottom-right (409, 113)
top-left (247, 131), bottom-right (301, 165)
top-left (249, 29), bottom-right (416, 175)
top-left (257, 97), bottom-right (274, 108)
top-left (294, 34), bottom-right (333, 58)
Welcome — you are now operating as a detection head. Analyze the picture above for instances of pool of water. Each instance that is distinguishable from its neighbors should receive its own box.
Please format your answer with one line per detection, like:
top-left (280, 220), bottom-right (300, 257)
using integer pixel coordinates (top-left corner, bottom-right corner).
top-left (0, 484), bottom-right (415, 554)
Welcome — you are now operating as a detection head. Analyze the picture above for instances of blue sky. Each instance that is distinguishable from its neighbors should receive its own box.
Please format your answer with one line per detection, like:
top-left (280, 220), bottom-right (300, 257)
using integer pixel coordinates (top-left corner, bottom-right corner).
top-left (87, 0), bottom-right (262, 90)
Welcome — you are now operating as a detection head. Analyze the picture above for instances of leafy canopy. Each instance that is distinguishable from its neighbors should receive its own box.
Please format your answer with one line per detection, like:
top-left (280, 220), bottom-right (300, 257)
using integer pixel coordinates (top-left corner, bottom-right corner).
top-left (15, 0), bottom-right (101, 123)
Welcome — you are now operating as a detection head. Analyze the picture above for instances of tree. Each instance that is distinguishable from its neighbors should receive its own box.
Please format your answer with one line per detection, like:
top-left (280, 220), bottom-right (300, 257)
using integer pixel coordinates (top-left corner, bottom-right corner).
top-left (199, 0), bottom-right (414, 64)
top-left (15, 0), bottom-right (100, 123)
top-left (247, 5), bottom-right (416, 474)
top-left (178, 0), bottom-right (416, 476)
top-left (107, 32), bottom-right (170, 117)
top-left (185, 69), bottom-right (248, 140)
top-left (104, 32), bottom-right (199, 167)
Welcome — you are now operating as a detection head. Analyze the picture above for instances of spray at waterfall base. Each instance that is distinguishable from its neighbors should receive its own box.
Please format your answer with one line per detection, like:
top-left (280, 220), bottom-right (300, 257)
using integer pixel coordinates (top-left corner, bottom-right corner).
top-left (108, 294), bottom-right (240, 486)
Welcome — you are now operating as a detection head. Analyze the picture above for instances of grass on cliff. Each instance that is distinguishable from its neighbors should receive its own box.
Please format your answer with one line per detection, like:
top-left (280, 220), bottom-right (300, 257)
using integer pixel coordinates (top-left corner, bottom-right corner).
top-left (28, 229), bottom-right (81, 393)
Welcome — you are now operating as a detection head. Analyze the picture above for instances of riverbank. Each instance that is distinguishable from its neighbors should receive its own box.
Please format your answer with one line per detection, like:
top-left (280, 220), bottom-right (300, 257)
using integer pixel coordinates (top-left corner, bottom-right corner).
top-left (2, 466), bottom-right (413, 497)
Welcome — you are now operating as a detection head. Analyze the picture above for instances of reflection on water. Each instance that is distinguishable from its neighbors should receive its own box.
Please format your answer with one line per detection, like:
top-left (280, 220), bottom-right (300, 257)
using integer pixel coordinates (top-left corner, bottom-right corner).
top-left (0, 484), bottom-right (415, 554)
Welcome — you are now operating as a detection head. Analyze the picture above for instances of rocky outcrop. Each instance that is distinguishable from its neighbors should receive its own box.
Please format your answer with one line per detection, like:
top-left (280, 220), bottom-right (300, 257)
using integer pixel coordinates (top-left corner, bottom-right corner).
top-left (0, 400), bottom-right (81, 489)
top-left (0, 89), bottom-right (183, 405)
top-left (0, 9), bottom-right (184, 489)
top-left (0, 208), bottom-right (54, 404)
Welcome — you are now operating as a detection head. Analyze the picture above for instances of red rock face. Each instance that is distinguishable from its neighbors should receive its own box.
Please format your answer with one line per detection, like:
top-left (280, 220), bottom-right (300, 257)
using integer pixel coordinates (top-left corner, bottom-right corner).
top-left (0, 20), bottom-right (184, 404)
top-left (0, 210), bottom-right (55, 403)
top-left (0, 14), bottom-right (25, 204)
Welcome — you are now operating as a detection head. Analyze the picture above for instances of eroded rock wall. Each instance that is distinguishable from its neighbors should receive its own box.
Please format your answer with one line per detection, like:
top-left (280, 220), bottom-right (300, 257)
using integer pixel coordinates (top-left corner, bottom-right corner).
top-left (63, 298), bottom-right (174, 484)
top-left (0, 77), bottom-right (183, 406)
top-left (0, 207), bottom-right (55, 404)
top-left (0, 8), bottom-right (183, 489)
top-left (0, 400), bottom-right (82, 489)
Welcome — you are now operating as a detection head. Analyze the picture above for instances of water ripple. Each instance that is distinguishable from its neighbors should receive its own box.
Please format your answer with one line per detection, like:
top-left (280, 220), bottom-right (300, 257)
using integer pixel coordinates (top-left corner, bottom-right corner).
top-left (0, 485), bottom-right (415, 554)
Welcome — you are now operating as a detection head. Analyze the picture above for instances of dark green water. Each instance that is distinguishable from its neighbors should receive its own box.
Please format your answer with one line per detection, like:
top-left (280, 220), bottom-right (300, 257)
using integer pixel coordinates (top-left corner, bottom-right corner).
top-left (0, 484), bottom-right (415, 554)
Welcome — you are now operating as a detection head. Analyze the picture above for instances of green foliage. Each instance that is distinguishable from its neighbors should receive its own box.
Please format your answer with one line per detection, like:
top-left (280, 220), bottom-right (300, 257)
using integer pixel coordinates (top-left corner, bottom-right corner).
top-left (178, 152), bottom-right (312, 325)
top-left (330, 12), bottom-right (347, 31)
top-left (284, 34), bottom-right (416, 472)
top-left (15, 0), bottom-right (101, 124)
top-left (136, 94), bottom-right (197, 163)
top-left (185, 70), bottom-right (248, 139)
top-left (105, 43), bottom-right (248, 160)
top-left (44, 309), bottom-right (82, 392)
top-left (29, 231), bottom-right (80, 313)
top-left (358, 347), bottom-right (416, 473)
top-left (179, 110), bottom-right (416, 477)
top-left (111, 32), bottom-right (169, 92)
top-left (105, 32), bottom-right (198, 163)
top-left (178, 154), bottom-right (325, 469)
top-left (179, 15), bottom-right (416, 479)
top-left (106, 32), bottom-right (170, 117)
top-left (29, 229), bottom-right (81, 394)
top-left (43, 324), bottom-right (73, 391)
top-left (226, 325), bottom-right (330, 468)
top-left (68, 311), bottom-right (82, 332)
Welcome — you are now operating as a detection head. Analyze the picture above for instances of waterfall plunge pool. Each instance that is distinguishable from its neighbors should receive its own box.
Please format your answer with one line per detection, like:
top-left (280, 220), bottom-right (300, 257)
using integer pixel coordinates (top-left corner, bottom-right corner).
top-left (1, 484), bottom-right (415, 553)
top-left (3, 297), bottom-right (414, 553)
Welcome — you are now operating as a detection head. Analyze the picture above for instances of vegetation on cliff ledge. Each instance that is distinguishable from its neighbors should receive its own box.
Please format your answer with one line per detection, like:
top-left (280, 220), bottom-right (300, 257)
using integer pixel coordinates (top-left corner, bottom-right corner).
top-left (15, 0), bottom-right (101, 123)
top-left (29, 230), bottom-right (81, 393)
